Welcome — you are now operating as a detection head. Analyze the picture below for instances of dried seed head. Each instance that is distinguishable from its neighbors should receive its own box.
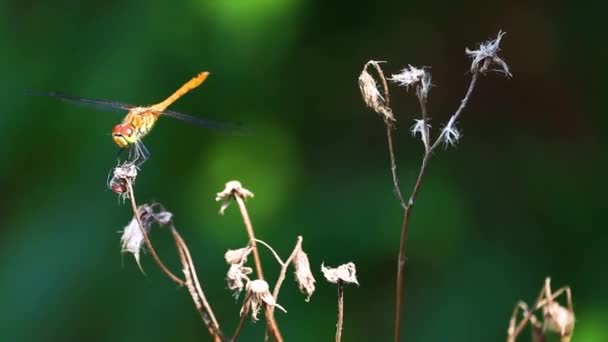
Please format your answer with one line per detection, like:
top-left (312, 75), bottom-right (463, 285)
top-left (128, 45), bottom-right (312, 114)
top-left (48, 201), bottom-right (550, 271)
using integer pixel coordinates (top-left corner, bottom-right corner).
top-left (292, 247), bottom-right (316, 301)
top-left (411, 119), bottom-right (431, 146)
top-left (119, 204), bottom-right (173, 272)
top-left (120, 208), bottom-right (151, 273)
top-left (466, 30), bottom-right (511, 77)
top-left (389, 65), bottom-right (432, 100)
top-left (226, 264), bottom-right (252, 297)
top-left (321, 262), bottom-right (359, 286)
top-left (543, 302), bottom-right (575, 337)
top-left (108, 162), bottom-right (138, 198)
top-left (225, 247), bottom-right (252, 265)
top-left (216, 180), bottom-right (255, 215)
top-left (441, 115), bottom-right (461, 147)
top-left (240, 279), bottom-right (287, 321)
top-left (358, 60), bottom-right (395, 122)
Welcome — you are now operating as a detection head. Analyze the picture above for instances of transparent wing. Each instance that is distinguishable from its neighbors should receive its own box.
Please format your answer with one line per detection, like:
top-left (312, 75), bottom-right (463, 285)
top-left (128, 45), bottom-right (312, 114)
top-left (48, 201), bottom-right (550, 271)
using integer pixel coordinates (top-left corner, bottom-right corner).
top-left (159, 108), bottom-right (245, 133)
top-left (27, 90), bottom-right (134, 114)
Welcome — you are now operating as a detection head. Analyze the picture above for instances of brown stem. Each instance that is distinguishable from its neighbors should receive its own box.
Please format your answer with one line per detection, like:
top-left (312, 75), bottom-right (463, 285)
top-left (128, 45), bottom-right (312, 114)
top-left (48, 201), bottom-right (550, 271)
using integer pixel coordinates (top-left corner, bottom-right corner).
top-left (386, 125), bottom-right (407, 209)
top-left (233, 195), bottom-right (283, 342)
top-left (272, 236), bottom-right (303, 301)
top-left (125, 179), bottom-right (185, 286)
top-left (234, 196), bottom-right (265, 279)
top-left (429, 73), bottom-right (479, 152)
top-left (393, 73), bottom-right (480, 342)
top-left (171, 227), bottom-right (223, 341)
top-left (231, 307), bottom-right (249, 342)
top-left (336, 281), bottom-right (344, 342)
top-left (263, 237), bottom-right (302, 342)
top-left (393, 154), bottom-right (429, 342)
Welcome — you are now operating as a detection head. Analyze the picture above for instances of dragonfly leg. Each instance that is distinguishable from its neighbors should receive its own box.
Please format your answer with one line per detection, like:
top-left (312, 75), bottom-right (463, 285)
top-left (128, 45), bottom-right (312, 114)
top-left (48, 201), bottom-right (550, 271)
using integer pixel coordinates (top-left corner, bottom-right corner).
top-left (134, 141), bottom-right (150, 167)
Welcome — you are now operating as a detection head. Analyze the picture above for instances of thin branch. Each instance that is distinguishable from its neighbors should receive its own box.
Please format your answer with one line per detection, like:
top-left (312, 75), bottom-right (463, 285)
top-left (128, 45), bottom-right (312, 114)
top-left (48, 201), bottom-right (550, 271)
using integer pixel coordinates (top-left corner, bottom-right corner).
top-left (231, 303), bottom-right (250, 342)
top-left (263, 237), bottom-right (303, 342)
top-left (171, 226), bottom-right (223, 341)
top-left (234, 196), bottom-right (265, 279)
top-left (416, 87), bottom-right (431, 153)
top-left (233, 195), bottom-right (283, 342)
top-left (125, 179), bottom-right (185, 286)
top-left (254, 239), bottom-right (285, 266)
top-left (386, 125), bottom-right (408, 209)
top-left (429, 73), bottom-right (479, 152)
top-left (271, 236), bottom-right (303, 301)
top-left (335, 281), bottom-right (344, 342)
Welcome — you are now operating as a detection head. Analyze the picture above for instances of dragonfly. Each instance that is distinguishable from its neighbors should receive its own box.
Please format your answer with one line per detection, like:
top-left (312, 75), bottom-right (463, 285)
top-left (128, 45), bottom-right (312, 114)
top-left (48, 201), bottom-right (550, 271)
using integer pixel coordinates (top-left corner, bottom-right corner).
top-left (30, 72), bottom-right (238, 163)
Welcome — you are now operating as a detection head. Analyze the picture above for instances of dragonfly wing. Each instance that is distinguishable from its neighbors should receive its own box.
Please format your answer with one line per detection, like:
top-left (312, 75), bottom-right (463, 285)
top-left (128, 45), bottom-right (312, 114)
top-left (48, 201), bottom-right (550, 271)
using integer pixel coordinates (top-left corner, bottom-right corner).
top-left (159, 109), bottom-right (245, 133)
top-left (27, 90), bottom-right (134, 114)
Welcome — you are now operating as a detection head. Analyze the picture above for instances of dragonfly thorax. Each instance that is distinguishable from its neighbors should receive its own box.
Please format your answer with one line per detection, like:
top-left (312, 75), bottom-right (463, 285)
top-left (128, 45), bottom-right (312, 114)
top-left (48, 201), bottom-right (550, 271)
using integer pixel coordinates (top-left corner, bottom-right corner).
top-left (112, 123), bottom-right (138, 148)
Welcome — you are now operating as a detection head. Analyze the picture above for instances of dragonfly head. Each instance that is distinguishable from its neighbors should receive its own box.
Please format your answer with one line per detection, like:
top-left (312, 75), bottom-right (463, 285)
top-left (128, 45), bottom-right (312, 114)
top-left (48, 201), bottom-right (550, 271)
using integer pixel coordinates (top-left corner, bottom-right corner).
top-left (112, 124), bottom-right (137, 148)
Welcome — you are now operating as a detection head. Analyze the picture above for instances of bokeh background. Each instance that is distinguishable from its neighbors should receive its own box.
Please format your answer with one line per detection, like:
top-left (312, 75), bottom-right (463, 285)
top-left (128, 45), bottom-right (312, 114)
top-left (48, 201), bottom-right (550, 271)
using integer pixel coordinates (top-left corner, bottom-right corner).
top-left (1, 0), bottom-right (606, 341)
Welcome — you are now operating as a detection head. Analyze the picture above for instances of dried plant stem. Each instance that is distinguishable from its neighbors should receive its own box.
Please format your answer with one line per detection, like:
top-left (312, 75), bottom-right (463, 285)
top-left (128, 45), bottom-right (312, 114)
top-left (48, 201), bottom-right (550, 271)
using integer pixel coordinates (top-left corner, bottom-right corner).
top-left (125, 179), bottom-right (185, 286)
top-left (392, 73), bottom-right (480, 342)
top-left (171, 227), bottom-right (223, 341)
top-left (233, 195), bottom-right (283, 342)
top-left (386, 125), bottom-right (407, 209)
top-left (231, 295), bottom-right (251, 342)
top-left (254, 238), bottom-right (285, 265)
top-left (335, 281), bottom-right (344, 342)
top-left (235, 196), bottom-right (265, 279)
top-left (126, 180), bottom-right (223, 340)
top-left (263, 236), bottom-right (303, 342)
top-left (272, 236), bottom-right (303, 301)
top-left (429, 73), bottom-right (479, 152)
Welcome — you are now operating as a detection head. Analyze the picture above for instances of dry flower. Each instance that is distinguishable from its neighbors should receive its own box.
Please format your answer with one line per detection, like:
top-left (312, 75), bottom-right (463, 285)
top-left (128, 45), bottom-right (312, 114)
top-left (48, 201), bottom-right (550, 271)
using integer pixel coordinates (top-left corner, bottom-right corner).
top-left (293, 247), bottom-right (316, 301)
top-left (411, 119), bottom-right (431, 146)
top-left (321, 262), bottom-right (359, 286)
top-left (108, 162), bottom-right (138, 197)
top-left (225, 247), bottom-right (253, 265)
top-left (389, 65), bottom-right (432, 100)
top-left (119, 205), bottom-right (154, 271)
top-left (240, 279), bottom-right (286, 321)
top-left (227, 264), bottom-right (253, 297)
top-left (216, 180), bottom-right (254, 215)
top-left (466, 30), bottom-right (511, 76)
top-left (543, 301), bottom-right (575, 338)
top-left (358, 60), bottom-right (394, 122)
top-left (441, 116), bottom-right (461, 147)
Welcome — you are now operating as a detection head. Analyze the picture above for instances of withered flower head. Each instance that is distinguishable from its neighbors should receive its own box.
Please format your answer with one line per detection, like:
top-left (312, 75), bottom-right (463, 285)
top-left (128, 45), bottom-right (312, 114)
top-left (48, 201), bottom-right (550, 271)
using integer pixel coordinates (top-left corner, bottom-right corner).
top-left (240, 279), bottom-right (286, 321)
top-left (321, 262), bottom-right (359, 286)
top-left (108, 162), bottom-right (138, 198)
top-left (226, 264), bottom-right (253, 297)
top-left (543, 302), bottom-right (575, 337)
top-left (216, 180), bottom-right (255, 215)
top-left (293, 247), bottom-right (316, 301)
top-left (119, 204), bottom-right (173, 273)
top-left (389, 65), bottom-right (432, 100)
top-left (225, 247), bottom-right (253, 265)
top-left (466, 30), bottom-right (511, 76)
top-left (358, 60), bottom-right (395, 122)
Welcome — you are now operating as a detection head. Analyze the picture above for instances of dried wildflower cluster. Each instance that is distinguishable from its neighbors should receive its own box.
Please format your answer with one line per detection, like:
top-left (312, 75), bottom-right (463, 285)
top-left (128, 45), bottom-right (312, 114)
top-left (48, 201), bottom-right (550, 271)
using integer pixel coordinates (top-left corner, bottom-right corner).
top-left (359, 31), bottom-right (510, 149)
top-left (217, 180), bottom-right (324, 332)
top-left (508, 278), bottom-right (575, 342)
top-left (358, 31), bottom-right (510, 342)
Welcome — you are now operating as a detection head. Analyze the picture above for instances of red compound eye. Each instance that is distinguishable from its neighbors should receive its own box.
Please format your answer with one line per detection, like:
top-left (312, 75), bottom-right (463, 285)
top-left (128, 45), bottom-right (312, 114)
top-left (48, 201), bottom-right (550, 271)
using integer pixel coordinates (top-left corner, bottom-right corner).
top-left (112, 124), bottom-right (134, 137)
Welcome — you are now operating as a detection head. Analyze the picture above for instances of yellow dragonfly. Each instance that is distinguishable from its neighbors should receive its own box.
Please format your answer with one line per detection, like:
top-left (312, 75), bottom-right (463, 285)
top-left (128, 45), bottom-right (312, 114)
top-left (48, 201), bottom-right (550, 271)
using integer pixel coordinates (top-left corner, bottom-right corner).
top-left (31, 72), bottom-right (237, 163)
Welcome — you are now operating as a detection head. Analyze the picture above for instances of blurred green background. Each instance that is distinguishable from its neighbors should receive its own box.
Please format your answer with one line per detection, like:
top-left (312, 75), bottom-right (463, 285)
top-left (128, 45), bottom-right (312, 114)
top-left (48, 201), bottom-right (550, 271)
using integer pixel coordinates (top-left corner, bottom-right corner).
top-left (1, 0), bottom-right (606, 341)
